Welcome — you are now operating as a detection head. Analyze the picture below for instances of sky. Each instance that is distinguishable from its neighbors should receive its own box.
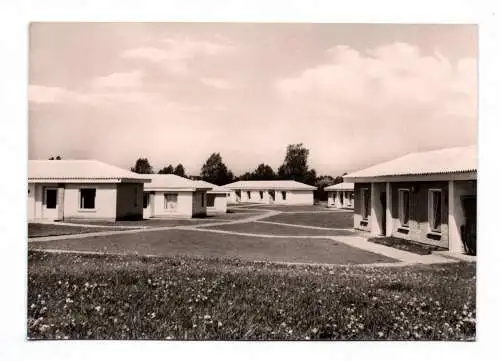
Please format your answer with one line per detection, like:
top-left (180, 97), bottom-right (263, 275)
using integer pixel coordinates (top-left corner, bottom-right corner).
top-left (28, 23), bottom-right (477, 176)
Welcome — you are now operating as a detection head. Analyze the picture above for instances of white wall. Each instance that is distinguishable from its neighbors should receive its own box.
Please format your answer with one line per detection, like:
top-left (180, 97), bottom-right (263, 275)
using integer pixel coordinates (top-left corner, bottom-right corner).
top-left (192, 190), bottom-right (207, 217)
top-left (147, 191), bottom-right (194, 218)
top-left (64, 183), bottom-right (117, 220)
top-left (28, 183), bottom-right (35, 221)
top-left (207, 193), bottom-right (228, 214)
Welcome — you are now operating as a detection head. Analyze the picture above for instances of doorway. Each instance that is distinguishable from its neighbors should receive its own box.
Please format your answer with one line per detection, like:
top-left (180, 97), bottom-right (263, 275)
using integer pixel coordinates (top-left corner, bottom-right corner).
top-left (461, 196), bottom-right (476, 255)
top-left (43, 187), bottom-right (58, 219)
top-left (380, 191), bottom-right (387, 235)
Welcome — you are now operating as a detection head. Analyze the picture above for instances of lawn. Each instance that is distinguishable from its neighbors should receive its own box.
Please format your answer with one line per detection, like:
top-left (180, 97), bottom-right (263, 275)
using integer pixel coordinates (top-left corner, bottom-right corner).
top-left (29, 229), bottom-right (394, 265)
top-left (65, 213), bottom-right (260, 227)
top-left (203, 221), bottom-right (354, 237)
top-left (264, 211), bottom-right (354, 229)
top-left (28, 223), bottom-right (134, 238)
top-left (27, 251), bottom-right (476, 340)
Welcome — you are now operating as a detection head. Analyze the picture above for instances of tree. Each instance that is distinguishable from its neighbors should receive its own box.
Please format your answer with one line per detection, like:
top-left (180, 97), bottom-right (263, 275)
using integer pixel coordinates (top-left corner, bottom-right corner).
top-left (315, 175), bottom-right (336, 201)
top-left (49, 155), bottom-right (62, 160)
top-left (130, 158), bottom-right (153, 174)
top-left (277, 143), bottom-right (317, 185)
top-left (158, 165), bottom-right (174, 174)
top-left (200, 153), bottom-right (234, 186)
top-left (173, 164), bottom-right (186, 177)
top-left (250, 163), bottom-right (276, 180)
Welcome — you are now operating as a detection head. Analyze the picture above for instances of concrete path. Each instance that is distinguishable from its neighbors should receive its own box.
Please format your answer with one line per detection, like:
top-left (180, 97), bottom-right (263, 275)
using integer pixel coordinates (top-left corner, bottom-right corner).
top-left (29, 205), bottom-right (460, 266)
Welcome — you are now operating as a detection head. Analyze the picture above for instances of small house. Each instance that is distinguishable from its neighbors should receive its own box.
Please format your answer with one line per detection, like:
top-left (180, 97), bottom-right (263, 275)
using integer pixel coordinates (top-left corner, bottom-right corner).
top-left (195, 180), bottom-right (230, 214)
top-left (324, 182), bottom-right (354, 209)
top-left (28, 160), bottom-right (150, 221)
top-left (143, 174), bottom-right (211, 218)
top-left (225, 180), bottom-right (317, 205)
top-left (343, 145), bottom-right (477, 254)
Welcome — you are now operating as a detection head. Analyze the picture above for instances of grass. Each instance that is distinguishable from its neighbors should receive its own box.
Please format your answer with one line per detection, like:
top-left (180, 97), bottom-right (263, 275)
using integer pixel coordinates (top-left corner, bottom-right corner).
top-left (264, 211), bottom-right (353, 229)
top-left (28, 223), bottom-right (134, 238)
top-left (27, 251), bottom-right (476, 340)
top-left (368, 237), bottom-right (447, 255)
top-left (65, 212), bottom-right (260, 227)
top-left (203, 221), bottom-right (354, 237)
top-left (29, 229), bottom-right (394, 265)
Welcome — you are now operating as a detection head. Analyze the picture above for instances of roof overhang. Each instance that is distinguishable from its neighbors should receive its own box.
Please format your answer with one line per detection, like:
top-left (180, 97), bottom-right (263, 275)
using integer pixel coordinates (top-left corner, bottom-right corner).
top-left (344, 171), bottom-right (477, 183)
top-left (228, 187), bottom-right (316, 191)
top-left (28, 178), bottom-right (151, 184)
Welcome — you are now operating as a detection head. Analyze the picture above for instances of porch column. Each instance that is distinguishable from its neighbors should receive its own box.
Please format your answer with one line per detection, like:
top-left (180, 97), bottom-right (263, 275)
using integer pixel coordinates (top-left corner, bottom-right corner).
top-left (385, 182), bottom-right (393, 237)
top-left (150, 192), bottom-right (155, 217)
top-left (336, 191), bottom-right (341, 208)
top-left (57, 184), bottom-right (65, 221)
top-left (370, 183), bottom-right (383, 236)
top-left (448, 181), bottom-right (464, 253)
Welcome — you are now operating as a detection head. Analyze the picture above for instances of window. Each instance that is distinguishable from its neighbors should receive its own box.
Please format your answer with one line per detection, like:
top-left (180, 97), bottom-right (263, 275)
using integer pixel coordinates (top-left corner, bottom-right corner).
top-left (361, 188), bottom-right (369, 220)
top-left (247, 191), bottom-right (251, 199)
top-left (429, 190), bottom-right (442, 233)
top-left (398, 189), bottom-right (410, 227)
top-left (143, 192), bottom-right (149, 209)
top-left (164, 193), bottom-right (178, 210)
top-left (281, 191), bottom-right (287, 200)
top-left (259, 191), bottom-right (264, 200)
top-left (80, 188), bottom-right (96, 209)
top-left (45, 189), bottom-right (57, 209)
top-left (207, 194), bottom-right (215, 207)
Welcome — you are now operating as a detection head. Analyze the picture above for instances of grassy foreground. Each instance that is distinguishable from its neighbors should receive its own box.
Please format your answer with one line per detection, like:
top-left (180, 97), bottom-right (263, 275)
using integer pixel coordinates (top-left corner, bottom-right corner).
top-left (27, 251), bottom-right (476, 341)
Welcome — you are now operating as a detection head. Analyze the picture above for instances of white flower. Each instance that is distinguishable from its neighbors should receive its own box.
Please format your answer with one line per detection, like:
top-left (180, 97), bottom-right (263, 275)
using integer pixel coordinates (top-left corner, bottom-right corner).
top-left (95, 306), bottom-right (101, 312)
top-left (204, 315), bottom-right (211, 320)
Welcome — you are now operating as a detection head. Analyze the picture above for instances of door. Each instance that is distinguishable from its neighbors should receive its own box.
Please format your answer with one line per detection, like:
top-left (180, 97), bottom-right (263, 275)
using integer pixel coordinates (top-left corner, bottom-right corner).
top-left (380, 191), bottom-right (387, 235)
top-left (268, 190), bottom-right (275, 204)
top-left (43, 187), bottom-right (58, 219)
top-left (461, 196), bottom-right (476, 255)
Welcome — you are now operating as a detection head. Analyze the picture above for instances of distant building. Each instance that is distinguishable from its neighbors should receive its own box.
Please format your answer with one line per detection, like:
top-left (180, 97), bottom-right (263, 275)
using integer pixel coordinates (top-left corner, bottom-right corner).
top-left (143, 174), bottom-right (211, 218)
top-left (195, 180), bottom-right (230, 214)
top-left (28, 160), bottom-right (150, 221)
top-left (324, 182), bottom-right (354, 209)
top-left (225, 180), bottom-right (317, 205)
top-left (344, 145), bottom-right (477, 254)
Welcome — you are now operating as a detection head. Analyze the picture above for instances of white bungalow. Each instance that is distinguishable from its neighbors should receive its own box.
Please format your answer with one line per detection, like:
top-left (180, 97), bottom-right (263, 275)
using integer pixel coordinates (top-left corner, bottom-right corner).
top-left (225, 180), bottom-right (317, 205)
top-left (324, 182), bottom-right (354, 209)
top-left (143, 174), bottom-right (212, 218)
top-left (28, 160), bottom-right (150, 221)
top-left (195, 180), bottom-right (230, 214)
top-left (344, 145), bottom-right (477, 254)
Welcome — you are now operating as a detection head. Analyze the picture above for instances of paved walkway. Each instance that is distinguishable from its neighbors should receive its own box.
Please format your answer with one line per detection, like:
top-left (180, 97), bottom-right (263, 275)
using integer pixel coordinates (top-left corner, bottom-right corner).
top-left (29, 205), bottom-right (461, 266)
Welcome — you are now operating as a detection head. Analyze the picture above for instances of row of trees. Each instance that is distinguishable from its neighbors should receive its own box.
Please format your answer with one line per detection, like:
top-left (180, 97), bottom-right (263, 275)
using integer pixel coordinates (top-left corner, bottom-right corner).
top-left (130, 143), bottom-right (346, 201)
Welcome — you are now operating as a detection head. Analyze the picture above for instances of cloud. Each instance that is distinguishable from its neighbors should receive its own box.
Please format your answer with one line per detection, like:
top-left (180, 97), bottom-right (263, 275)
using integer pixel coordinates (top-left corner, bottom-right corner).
top-left (122, 36), bottom-right (234, 75)
top-left (275, 42), bottom-right (477, 171)
top-left (29, 85), bottom-right (84, 104)
top-left (91, 70), bottom-right (143, 90)
top-left (277, 42), bottom-right (476, 118)
top-left (200, 77), bottom-right (233, 89)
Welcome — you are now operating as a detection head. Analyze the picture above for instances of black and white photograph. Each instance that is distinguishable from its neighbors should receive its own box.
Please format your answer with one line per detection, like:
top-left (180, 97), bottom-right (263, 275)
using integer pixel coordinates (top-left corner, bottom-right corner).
top-left (24, 21), bottom-right (478, 341)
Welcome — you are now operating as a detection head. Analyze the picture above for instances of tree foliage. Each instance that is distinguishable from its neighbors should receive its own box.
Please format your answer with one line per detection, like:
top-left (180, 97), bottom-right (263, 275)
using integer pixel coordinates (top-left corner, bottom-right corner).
top-left (173, 164), bottom-right (186, 177)
top-left (49, 156), bottom-right (62, 160)
top-left (158, 165), bottom-right (174, 174)
top-left (130, 158), bottom-right (154, 174)
top-left (277, 143), bottom-right (317, 185)
top-left (200, 153), bottom-right (234, 186)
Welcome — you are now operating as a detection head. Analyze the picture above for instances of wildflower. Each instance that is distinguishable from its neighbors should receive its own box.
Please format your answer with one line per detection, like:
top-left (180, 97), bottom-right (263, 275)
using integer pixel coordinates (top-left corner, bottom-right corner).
top-left (204, 315), bottom-right (211, 320)
top-left (95, 306), bottom-right (101, 312)
top-left (30, 303), bottom-right (35, 309)
top-left (218, 321), bottom-right (223, 327)
top-left (150, 312), bottom-right (156, 319)
top-left (377, 331), bottom-right (384, 337)
top-left (312, 328), bottom-right (318, 334)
